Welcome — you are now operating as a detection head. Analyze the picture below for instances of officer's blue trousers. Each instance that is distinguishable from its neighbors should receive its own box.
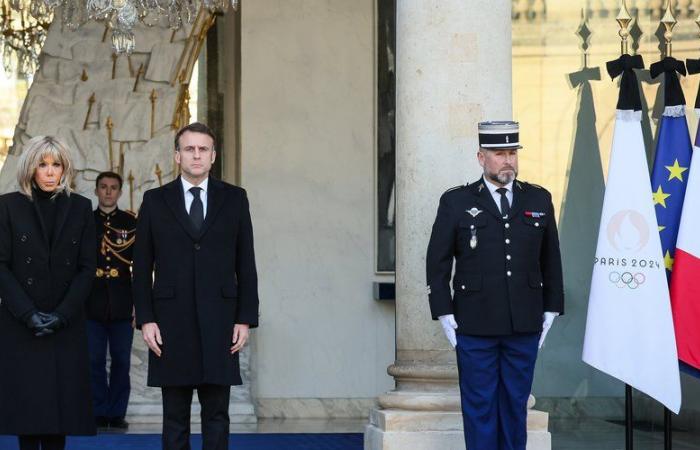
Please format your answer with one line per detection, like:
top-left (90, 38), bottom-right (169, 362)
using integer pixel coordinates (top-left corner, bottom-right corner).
top-left (456, 333), bottom-right (539, 450)
top-left (86, 319), bottom-right (134, 419)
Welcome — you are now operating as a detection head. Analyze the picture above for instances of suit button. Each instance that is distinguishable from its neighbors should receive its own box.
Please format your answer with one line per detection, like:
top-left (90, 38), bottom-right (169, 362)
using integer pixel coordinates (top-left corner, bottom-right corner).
top-left (194, 243), bottom-right (201, 250)
top-left (72, 238), bottom-right (78, 245)
top-left (25, 257), bottom-right (32, 264)
top-left (20, 234), bottom-right (27, 242)
top-left (461, 285), bottom-right (465, 290)
top-left (505, 239), bottom-right (511, 244)
top-left (507, 271), bottom-right (512, 277)
top-left (506, 255), bottom-right (511, 260)
top-left (65, 259), bottom-right (71, 266)
top-left (505, 223), bottom-right (510, 229)
top-left (26, 277), bottom-right (33, 285)
top-left (540, 282), bottom-right (544, 287)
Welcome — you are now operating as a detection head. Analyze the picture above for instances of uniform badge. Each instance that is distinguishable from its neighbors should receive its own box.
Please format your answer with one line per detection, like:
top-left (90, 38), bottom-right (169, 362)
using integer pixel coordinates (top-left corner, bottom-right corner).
top-left (466, 207), bottom-right (482, 218)
top-left (466, 208), bottom-right (482, 249)
top-left (525, 211), bottom-right (546, 218)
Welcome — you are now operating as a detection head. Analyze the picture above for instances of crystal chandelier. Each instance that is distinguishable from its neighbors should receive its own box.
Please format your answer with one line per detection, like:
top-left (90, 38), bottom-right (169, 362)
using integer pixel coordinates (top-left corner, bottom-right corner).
top-left (0, 0), bottom-right (239, 76)
top-left (0, 1), bottom-right (53, 76)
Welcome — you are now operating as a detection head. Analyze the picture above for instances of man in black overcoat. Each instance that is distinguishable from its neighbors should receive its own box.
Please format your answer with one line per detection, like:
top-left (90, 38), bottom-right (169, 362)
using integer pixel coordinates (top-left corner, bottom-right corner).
top-left (426, 121), bottom-right (564, 450)
top-left (132, 122), bottom-right (259, 450)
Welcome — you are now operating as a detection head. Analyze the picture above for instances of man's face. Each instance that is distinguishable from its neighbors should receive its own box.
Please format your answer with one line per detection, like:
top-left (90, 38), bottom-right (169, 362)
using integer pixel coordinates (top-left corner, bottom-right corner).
top-left (175, 131), bottom-right (216, 181)
top-left (477, 148), bottom-right (519, 185)
top-left (95, 177), bottom-right (122, 208)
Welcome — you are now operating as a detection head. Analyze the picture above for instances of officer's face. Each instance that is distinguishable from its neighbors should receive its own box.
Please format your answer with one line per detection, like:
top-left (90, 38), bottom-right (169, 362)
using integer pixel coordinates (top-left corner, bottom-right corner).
top-left (33, 155), bottom-right (64, 192)
top-left (96, 177), bottom-right (122, 208)
top-left (175, 131), bottom-right (216, 183)
top-left (478, 148), bottom-right (518, 186)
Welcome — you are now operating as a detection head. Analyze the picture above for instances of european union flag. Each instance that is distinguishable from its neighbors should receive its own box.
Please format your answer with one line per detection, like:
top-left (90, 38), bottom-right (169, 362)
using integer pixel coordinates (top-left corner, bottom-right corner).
top-left (650, 57), bottom-right (693, 276)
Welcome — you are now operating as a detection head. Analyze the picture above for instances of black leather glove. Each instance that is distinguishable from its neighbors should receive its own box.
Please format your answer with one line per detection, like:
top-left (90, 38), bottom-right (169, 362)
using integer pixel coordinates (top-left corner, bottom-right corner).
top-left (37, 312), bottom-right (67, 332)
top-left (25, 312), bottom-right (54, 337)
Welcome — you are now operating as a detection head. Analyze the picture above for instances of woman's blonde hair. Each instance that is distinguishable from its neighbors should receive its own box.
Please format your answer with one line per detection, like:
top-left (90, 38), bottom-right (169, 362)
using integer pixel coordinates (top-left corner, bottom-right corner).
top-left (16, 136), bottom-right (74, 199)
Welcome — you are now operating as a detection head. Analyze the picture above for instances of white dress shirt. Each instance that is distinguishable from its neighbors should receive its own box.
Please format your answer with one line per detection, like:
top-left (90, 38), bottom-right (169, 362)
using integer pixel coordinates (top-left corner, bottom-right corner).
top-left (181, 176), bottom-right (209, 219)
top-left (483, 176), bottom-right (513, 215)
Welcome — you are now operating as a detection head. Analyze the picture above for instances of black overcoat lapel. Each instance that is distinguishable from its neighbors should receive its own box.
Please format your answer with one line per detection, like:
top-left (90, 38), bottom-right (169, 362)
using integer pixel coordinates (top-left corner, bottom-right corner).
top-left (31, 195), bottom-right (50, 247)
top-left (51, 193), bottom-right (72, 248)
top-left (198, 178), bottom-right (226, 239)
top-left (163, 178), bottom-right (199, 241)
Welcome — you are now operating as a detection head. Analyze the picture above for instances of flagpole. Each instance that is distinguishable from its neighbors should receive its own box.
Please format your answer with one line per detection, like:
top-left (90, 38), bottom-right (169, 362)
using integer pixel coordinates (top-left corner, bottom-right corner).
top-left (660, 2), bottom-right (677, 448)
top-left (625, 385), bottom-right (633, 450)
top-left (616, 3), bottom-right (635, 449)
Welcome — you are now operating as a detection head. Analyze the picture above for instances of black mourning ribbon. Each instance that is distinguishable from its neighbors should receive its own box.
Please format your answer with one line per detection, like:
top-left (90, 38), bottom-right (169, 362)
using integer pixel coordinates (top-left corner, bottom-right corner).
top-left (650, 56), bottom-right (687, 108)
top-left (606, 54), bottom-right (645, 111)
top-left (496, 187), bottom-right (510, 219)
top-left (189, 187), bottom-right (204, 231)
top-left (686, 58), bottom-right (700, 109)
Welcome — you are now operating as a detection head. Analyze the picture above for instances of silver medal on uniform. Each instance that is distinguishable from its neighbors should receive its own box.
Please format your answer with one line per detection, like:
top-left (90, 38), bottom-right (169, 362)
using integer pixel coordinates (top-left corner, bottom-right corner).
top-left (469, 225), bottom-right (478, 249)
top-left (466, 208), bottom-right (482, 249)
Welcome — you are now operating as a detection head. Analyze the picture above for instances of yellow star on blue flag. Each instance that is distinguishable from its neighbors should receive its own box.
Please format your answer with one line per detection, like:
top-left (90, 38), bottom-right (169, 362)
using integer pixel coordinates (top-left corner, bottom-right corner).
top-left (665, 159), bottom-right (689, 182)
top-left (650, 108), bottom-right (693, 280)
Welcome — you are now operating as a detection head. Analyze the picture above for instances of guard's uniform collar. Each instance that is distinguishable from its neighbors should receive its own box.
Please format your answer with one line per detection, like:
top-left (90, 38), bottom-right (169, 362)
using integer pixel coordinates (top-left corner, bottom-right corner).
top-left (482, 177), bottom-right (513, 195)
top-left (97, 207), bottom-right (119, 218)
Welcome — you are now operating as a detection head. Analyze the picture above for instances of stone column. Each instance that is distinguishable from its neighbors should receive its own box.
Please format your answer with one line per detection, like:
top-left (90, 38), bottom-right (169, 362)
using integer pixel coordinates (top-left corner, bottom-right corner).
top-left (365, 1), bottom-right (550, 449)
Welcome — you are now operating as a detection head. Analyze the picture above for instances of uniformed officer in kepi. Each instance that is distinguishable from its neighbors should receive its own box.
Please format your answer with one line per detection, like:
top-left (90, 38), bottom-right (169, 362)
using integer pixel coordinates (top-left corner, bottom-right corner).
top-left (426, 121), bottom-right (564, 450)
top-left (86, 171), bottom-right (137, 431)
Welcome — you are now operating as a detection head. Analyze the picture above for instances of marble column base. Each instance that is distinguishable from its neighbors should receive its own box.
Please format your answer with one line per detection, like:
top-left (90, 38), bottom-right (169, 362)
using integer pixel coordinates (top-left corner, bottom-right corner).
top-left (364, 408), bottom-right (551, 450)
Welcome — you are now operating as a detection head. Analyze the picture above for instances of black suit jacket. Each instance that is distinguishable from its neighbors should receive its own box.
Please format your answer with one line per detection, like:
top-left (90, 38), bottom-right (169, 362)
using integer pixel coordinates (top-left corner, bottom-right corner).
top-left (132, 177), bottom-right (259, 387)
top-left (426, 178), bottom-right (564, 336)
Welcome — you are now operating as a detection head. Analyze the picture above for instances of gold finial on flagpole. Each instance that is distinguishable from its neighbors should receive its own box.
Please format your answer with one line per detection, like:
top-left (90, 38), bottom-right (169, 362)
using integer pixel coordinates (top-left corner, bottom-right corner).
top-left (616, 0), bottom-right (633, 55)
top-left (661, 0), bottom-right (677, 57)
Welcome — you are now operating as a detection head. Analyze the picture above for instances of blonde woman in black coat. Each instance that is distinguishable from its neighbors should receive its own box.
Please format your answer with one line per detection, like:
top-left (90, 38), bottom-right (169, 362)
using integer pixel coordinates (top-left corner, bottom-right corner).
top-left (0, 136), bottom-right (97, 450)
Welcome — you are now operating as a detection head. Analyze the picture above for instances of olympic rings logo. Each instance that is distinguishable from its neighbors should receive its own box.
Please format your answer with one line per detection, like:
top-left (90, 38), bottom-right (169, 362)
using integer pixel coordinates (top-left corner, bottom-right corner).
top-left (609, 272), bottom-right (646, 289)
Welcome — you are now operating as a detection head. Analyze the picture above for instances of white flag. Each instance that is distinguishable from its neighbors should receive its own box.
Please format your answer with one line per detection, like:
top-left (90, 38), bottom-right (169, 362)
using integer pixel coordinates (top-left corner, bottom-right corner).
top-left (582, 110), bottom-right (681, 413)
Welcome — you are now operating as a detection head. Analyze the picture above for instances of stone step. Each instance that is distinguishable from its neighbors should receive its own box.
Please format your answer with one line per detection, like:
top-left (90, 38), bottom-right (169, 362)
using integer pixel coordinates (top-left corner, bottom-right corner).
top-left (126, 401), bottom-right (258, 424)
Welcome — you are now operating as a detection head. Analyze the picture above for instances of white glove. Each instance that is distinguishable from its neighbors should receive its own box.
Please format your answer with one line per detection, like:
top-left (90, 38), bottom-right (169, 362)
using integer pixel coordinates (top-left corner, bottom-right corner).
top-left (538, 312), bottom-right (559, 349)
top-left (438, 314), bottom-right (458, 348)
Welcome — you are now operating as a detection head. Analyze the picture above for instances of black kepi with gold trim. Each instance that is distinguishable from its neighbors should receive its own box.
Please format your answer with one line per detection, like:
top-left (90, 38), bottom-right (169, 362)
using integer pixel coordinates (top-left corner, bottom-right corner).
top-left (478, 121), bottom-right (522, 149)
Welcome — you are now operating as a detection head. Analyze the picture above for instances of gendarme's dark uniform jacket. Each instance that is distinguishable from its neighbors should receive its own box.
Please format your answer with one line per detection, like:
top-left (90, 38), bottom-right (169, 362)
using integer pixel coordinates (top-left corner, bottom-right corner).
top-left (426, 178), bottom-right (564, 336)
top-left (87, 208), bottom-right (136, 322)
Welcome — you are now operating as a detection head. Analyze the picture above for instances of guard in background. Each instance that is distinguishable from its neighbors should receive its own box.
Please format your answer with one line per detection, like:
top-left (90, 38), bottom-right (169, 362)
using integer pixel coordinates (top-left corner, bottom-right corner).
top-left (426, 121), bottom-right (564, 450)
top-left (87, 171), bottom-right (137, 430)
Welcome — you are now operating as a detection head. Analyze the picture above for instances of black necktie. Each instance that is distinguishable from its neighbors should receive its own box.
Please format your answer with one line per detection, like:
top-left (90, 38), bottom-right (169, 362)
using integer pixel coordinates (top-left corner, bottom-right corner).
top-left (496, 187), bottom-right (510, 218)
top-left (189, 187), bottom-right (204, 231)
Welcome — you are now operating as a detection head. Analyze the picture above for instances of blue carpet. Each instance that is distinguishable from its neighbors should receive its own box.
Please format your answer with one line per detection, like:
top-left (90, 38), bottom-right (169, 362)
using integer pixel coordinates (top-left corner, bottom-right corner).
top-left (0, 434), bottom-right (363, 450)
